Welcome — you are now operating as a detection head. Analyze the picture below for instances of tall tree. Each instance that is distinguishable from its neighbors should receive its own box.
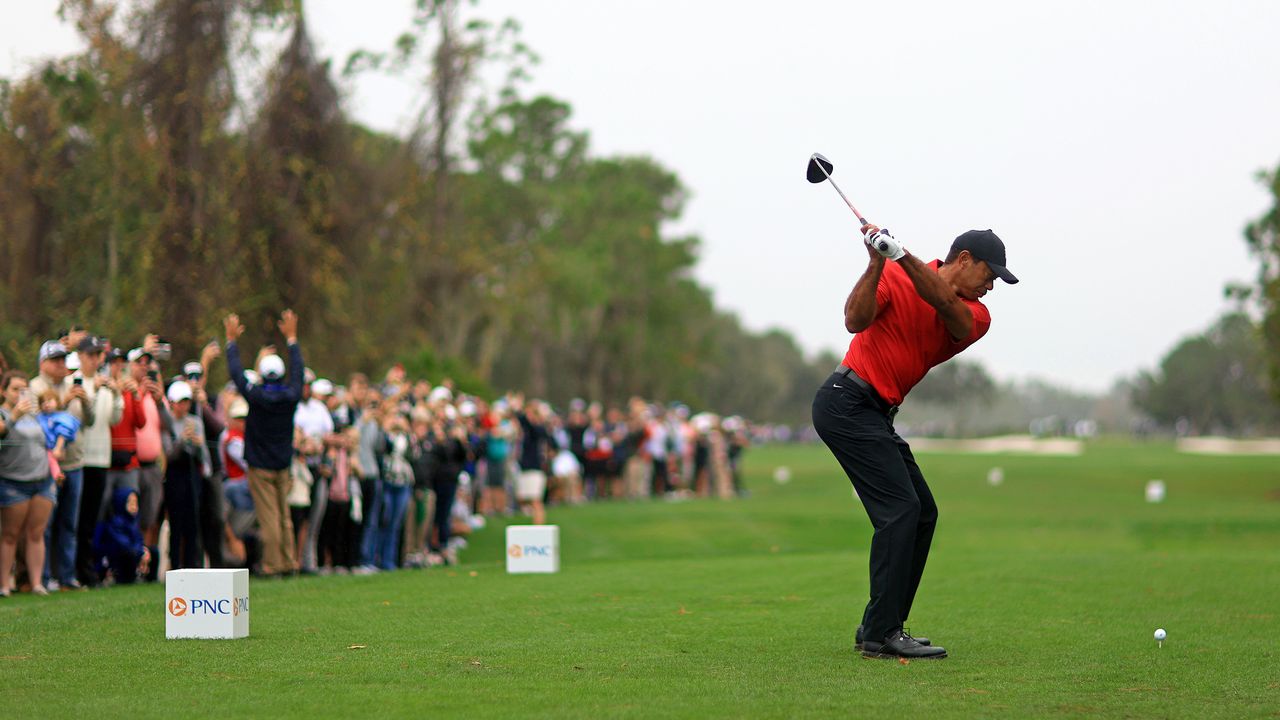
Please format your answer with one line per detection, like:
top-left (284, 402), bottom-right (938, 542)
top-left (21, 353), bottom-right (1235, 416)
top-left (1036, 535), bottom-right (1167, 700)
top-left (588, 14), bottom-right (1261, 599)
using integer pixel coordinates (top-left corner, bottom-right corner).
top-left (1133, 312), bottom-right (1279, 434)
top-left (1245, 163), bottom-right (1280, 399)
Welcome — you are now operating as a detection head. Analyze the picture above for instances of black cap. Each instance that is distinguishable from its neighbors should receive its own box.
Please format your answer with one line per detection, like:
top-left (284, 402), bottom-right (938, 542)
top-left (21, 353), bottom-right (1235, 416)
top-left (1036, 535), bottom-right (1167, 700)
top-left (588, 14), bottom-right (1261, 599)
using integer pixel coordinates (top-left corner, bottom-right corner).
top-left (951, 230), bottom-right (1018, 284)
top-left (107, 347), bottom-right (127, 361)
top-left (79, 335), bottom-right (106, 353)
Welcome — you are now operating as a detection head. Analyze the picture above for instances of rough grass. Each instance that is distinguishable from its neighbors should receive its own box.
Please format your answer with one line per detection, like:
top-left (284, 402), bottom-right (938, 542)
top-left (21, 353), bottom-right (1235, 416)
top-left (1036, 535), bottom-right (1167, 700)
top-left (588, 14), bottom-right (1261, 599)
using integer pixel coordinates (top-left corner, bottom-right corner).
top-left (3, 440), bottom-right (1279, 718)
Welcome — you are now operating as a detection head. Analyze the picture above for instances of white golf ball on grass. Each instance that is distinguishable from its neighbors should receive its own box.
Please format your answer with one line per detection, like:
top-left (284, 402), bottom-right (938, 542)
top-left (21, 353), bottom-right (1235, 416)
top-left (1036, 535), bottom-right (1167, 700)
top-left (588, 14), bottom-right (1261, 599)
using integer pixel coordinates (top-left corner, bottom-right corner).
top-left (1154, 628), bottom-right (1166, 647)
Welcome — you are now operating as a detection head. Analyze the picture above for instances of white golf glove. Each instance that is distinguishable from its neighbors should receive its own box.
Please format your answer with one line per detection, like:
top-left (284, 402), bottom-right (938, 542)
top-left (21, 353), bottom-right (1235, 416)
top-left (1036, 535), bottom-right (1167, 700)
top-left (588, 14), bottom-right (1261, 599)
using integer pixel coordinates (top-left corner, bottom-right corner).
top-left (863, 226), bottom-right (906, 261)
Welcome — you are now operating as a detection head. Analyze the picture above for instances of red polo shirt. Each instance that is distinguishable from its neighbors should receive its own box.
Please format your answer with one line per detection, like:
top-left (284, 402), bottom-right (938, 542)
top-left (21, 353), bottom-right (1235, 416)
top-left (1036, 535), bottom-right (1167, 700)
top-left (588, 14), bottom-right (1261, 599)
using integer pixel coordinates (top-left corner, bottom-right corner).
top-left (842, 259), bottom-right (991, 406)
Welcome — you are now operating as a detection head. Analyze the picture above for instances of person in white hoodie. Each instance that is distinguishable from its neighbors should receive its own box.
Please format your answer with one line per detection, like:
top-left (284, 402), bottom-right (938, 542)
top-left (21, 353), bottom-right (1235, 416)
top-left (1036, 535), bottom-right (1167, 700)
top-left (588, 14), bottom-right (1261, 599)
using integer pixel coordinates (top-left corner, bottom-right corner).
top-left (73, 337), bottom-right (123, 587)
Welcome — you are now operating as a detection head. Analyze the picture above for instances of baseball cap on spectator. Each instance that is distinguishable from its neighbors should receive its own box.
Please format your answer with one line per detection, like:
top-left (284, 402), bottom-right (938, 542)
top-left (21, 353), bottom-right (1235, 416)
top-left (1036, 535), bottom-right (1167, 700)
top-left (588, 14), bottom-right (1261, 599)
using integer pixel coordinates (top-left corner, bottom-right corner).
top-left (458, 400), bottom-right (477, 417)
top-left (258, 354), bottom-right (285, 381)
top-left (79, 336), bottom-right (105, 354)
top-left (183, 361), bottom-right (203, 378)
top-left (107, 347), bottom-right (127, 362)
top-left (167, 380), bottom-right (193, 403)
top-left (229, 398), bottom-right (249, 419)
top-left (127, 347), bottom-right (152, 363)
top-left (428, 386), bottom-right (452, 403)
top-left (39, 340), bottom-right (69, 363)
top-left (311, 379), bottom-right (334, 397)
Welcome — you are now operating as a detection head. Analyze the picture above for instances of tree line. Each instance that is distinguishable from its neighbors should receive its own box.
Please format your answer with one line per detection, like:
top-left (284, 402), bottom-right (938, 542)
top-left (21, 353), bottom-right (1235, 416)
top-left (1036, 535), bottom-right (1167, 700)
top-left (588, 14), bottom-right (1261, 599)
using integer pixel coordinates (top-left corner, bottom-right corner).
top-left (0, 0), bottom-right (834, 424)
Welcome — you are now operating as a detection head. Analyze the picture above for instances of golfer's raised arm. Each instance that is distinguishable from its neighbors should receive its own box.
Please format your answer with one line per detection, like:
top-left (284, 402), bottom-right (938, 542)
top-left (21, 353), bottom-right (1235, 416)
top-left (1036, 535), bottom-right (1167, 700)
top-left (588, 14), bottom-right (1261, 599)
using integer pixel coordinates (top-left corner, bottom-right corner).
top-left (896, 253), bottom-right (975, 341)
top-left (844, 245), bottom-right (886, 333)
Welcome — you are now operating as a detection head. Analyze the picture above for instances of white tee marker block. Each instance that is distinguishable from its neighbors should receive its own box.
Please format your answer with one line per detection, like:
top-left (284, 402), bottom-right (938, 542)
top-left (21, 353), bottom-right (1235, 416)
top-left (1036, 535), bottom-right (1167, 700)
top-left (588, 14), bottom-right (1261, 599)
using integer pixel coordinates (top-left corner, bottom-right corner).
top-left (506, 525), bottom-right (560, 574)
top-left (165, 569), bottom-right (250, 639)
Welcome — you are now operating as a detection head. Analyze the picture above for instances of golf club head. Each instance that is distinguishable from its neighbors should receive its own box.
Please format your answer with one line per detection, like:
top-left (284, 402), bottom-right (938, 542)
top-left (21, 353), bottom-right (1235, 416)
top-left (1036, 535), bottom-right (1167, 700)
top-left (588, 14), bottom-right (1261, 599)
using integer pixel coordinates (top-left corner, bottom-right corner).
top-left (807, 153), bottom-right (834, 183)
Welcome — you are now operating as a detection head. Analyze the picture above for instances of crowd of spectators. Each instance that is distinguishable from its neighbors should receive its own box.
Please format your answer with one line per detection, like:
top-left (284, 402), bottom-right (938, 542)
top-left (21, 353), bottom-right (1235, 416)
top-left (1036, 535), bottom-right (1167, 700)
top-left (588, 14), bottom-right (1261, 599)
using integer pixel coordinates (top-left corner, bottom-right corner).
top-left (0, 310), bottom-right (750, 596)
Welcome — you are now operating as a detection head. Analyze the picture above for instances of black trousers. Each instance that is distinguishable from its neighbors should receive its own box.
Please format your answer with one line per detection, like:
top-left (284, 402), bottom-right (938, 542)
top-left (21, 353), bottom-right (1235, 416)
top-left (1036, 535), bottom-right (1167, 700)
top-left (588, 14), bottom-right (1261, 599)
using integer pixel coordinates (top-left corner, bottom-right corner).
top-left (199, 474), bottom-right (225, 568)
top-left (812, 372), bottom-right (938, 644)
top-left (429, 478), bottom-right (458, 553)
top-left (319, 499), bottom-right (357, 568)
top-left (164, 471), bottom-right (203, 570)
top-left (77, 466), bottom-right (108, 585)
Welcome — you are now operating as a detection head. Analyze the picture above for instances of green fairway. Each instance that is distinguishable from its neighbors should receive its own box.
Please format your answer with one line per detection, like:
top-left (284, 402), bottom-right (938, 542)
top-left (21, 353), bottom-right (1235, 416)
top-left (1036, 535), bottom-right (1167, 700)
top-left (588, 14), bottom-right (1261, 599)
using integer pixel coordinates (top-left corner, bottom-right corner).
top-left (4, 441), bottom-right (1279, 718)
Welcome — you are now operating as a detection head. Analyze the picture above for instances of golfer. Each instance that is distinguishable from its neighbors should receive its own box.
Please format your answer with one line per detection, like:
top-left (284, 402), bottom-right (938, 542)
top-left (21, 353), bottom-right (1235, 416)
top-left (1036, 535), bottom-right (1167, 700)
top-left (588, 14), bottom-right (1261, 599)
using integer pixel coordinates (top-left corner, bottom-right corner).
top-left (812, 224), bottom-right (1017, 660)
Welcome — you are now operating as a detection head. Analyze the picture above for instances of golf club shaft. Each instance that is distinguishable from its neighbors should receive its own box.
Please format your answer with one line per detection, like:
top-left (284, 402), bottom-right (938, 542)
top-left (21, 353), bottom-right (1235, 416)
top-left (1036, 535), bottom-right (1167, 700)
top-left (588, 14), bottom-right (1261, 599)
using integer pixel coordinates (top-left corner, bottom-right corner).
top-left (811, 158), bottom-right (868, 226)
top-left (826, 176), bottom-right (867, 227)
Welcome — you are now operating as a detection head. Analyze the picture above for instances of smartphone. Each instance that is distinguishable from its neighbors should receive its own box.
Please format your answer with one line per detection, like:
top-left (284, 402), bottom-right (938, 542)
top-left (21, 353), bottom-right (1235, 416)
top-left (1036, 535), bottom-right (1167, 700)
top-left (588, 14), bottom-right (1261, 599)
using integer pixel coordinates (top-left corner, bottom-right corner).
top-left (152, 343), bottom-right (172, 362)
top-left (73, 377), bottom-right (83, 386)
top-left (147, 370), bottom-right (159, 381)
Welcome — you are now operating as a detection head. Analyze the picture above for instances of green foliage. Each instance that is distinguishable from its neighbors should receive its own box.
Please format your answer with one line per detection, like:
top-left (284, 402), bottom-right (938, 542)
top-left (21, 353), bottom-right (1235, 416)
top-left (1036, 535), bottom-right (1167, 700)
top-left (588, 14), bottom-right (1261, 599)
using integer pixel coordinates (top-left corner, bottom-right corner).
top-left (1131, 312), bottom-right (1280, 433)
top-left (1245, 164), bottom-right (1280, 398)
top-left (397, 345), bottom-right (492, 399)
top-left (0, 0), bottom-right (828, 423)
top-left (910, 359), bottom-right (996, 406)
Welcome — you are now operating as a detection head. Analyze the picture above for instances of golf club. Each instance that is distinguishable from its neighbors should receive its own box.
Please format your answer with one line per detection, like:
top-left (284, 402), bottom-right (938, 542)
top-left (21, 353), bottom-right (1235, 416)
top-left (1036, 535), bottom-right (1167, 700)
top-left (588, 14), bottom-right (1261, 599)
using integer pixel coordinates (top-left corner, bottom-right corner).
top-left (806, 152), bottom-right (868, 227)
top-left (807, 152), bottom-right (902, 257)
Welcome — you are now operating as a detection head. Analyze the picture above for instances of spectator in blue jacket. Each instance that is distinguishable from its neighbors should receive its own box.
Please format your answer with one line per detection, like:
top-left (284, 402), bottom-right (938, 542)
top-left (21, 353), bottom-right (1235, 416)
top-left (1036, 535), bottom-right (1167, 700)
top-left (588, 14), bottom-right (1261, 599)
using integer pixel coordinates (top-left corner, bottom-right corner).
top-left (92, 486), bottom-right (153, 584)
top-left (223, 310), bottom-right (305, 577)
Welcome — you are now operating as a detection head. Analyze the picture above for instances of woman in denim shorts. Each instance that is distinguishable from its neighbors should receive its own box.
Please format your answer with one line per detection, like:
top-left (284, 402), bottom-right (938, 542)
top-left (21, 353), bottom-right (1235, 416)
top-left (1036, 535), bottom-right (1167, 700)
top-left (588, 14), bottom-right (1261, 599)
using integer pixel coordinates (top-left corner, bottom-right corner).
top-left (0, 371), bottom-right (56, 597)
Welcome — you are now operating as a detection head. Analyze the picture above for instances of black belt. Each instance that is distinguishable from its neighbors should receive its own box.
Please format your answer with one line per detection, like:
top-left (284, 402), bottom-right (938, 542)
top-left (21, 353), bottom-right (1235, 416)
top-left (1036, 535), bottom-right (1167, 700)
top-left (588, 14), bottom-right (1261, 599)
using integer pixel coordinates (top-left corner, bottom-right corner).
top-left (834, 365), bottom-right (900, 419)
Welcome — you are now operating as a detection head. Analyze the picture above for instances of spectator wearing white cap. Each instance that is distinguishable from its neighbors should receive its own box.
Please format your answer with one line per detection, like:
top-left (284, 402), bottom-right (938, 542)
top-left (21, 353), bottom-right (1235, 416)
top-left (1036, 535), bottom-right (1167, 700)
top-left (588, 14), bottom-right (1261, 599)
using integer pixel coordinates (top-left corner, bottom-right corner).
top-left (294, 377), bottom-right (336, 573)
top-left (162, 381), bottom-right (210, 570)
top-left (223, 310), bottom-right (305, 577)
top-left (29, 340), bottom-right (95, 590)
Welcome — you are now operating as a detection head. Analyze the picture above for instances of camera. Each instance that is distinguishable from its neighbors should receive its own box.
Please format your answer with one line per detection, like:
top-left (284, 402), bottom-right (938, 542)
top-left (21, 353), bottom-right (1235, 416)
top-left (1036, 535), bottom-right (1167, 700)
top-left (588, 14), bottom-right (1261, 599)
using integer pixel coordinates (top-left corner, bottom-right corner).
top-left (152, 342), bottom-right (172, 362)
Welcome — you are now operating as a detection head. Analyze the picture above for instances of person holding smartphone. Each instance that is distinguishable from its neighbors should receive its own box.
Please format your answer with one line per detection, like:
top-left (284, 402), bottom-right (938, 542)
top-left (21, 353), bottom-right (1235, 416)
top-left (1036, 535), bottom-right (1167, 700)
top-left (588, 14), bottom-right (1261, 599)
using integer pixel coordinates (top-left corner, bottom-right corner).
top-left (126, 343), bottom-right (167, 551)
top-left (105, 347), bottom-right (147, 535)
top-left (0, 371), bottom-right (55, 597)
top-left (73, 336), bottom-right (123, 587)
top-left (29, 340), bottom-right (95, 591)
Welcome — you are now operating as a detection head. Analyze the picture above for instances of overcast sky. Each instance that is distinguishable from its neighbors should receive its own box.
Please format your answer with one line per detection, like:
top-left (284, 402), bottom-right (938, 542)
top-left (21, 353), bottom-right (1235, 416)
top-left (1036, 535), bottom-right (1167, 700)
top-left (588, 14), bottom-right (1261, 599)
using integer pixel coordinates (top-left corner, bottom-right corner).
top-left (5, 1), bottom-right (1279, 393)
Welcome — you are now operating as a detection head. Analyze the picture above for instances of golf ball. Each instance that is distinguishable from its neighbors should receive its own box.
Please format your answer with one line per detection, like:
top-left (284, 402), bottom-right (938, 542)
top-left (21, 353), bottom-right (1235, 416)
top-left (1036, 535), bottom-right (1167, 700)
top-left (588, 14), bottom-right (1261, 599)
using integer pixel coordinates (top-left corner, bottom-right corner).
top-left (1154, 628), bottom-right (1166, 642)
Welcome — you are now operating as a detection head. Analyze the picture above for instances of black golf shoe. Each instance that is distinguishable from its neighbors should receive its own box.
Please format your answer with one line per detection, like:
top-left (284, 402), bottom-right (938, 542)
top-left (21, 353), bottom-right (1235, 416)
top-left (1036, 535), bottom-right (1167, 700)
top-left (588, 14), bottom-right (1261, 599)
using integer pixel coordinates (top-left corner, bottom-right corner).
top-left (855, 624), bottom-right (930, 650)
top-left (861, 630), bottom-right (947, 660)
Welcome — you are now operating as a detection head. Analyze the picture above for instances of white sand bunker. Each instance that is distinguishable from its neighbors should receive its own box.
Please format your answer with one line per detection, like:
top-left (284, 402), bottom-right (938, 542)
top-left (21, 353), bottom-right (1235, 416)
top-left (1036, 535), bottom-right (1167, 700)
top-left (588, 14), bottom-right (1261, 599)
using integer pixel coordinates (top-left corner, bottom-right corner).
top-left (908, 435), bottom-right (1083, 456)
top-left (1176, 437), bottom-right (1280, 455)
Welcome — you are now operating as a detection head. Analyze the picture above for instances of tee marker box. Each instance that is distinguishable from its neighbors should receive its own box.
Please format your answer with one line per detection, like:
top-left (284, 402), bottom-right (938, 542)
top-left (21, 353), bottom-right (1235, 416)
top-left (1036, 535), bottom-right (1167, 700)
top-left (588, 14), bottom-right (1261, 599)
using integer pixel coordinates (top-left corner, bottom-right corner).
top-left (506, 525), bottom-right (560, 574)
top-left (165, 568), bottom-right (250, 639)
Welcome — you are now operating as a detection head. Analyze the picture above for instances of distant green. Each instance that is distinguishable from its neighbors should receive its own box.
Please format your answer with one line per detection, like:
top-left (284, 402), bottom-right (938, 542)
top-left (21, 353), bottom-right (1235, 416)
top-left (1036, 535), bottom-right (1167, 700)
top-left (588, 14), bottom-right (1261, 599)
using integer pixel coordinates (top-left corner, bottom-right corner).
top-left (4, 441), bottom-right (1278, 718)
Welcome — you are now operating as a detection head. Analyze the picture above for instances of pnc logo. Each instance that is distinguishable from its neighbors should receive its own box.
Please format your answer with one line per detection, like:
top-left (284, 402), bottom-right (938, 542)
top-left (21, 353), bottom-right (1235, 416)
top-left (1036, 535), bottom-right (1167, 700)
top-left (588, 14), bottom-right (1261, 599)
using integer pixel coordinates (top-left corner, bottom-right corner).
top-left (508, 544), bottom-right (552, 558)
top-left (167, 596), bottom-right (250, 617)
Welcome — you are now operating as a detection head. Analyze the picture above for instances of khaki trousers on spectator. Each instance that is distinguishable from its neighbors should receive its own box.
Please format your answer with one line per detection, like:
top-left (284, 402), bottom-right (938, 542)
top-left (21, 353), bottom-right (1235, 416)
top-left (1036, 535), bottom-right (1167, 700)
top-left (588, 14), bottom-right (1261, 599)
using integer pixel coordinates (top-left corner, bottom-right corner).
top-left (248, 467), bottom-right (297, 575)
top-left (624, 456), bottom-right (650, 499)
